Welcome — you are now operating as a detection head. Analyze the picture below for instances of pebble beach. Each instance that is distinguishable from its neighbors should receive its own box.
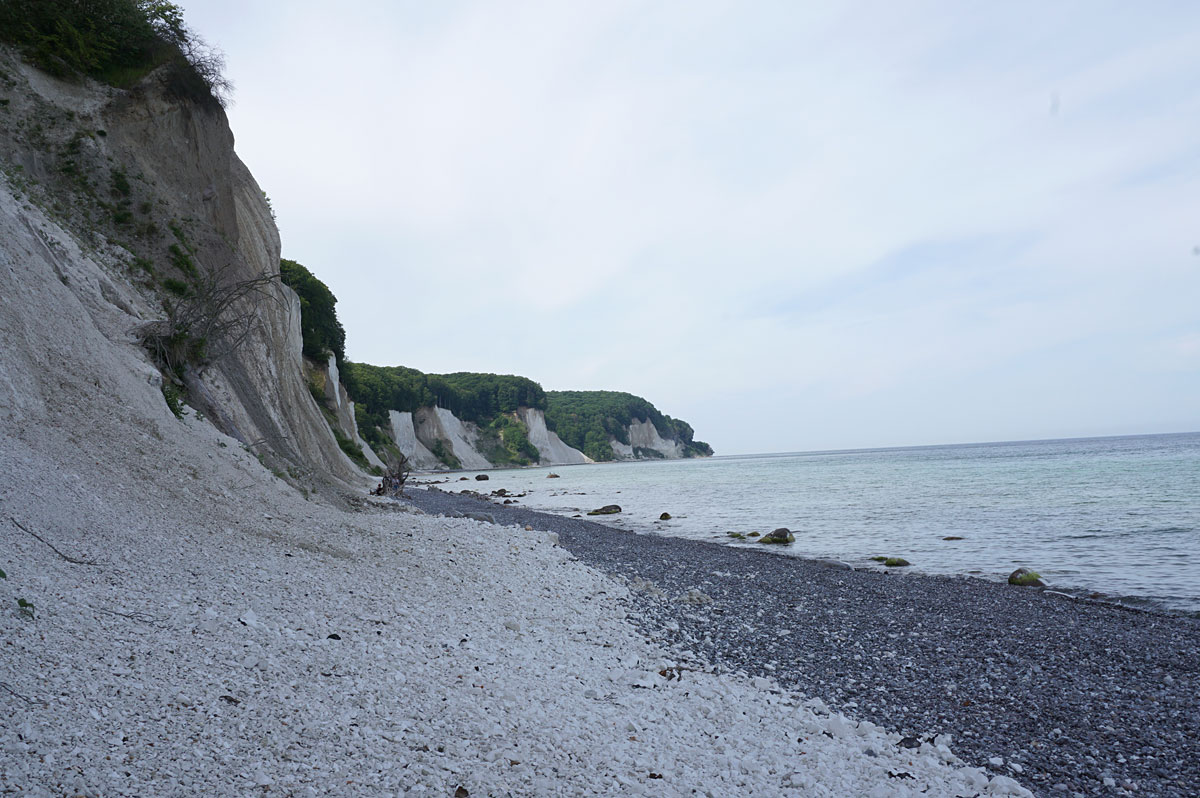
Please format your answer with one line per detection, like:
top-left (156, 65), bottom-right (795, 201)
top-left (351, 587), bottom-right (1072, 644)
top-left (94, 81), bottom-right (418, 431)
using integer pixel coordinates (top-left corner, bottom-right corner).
top-left (0, 416), bottom-right (1035, 797)
top-left (403, 486), bottom-right (1200, 797)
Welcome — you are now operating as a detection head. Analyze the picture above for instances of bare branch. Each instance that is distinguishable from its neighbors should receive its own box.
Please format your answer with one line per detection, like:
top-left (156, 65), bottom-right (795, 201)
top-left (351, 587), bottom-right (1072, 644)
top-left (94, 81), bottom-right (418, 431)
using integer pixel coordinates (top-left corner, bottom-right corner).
top-left (0, 681), bottom-right (43, 707)
top-left (93, 607), bottom-right (170, 629)
top-left (139, 262), bottom-right (284, 384)
top-left (6, 516), bottom-right (96, 566)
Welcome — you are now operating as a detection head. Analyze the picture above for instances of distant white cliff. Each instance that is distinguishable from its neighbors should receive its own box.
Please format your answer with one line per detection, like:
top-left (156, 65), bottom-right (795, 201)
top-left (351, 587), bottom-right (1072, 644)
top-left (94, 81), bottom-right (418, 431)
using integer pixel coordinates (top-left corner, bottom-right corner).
top-left (519, 408), bottom-right (593, 465)
top-left (607, 418), bottom-right (685, 460)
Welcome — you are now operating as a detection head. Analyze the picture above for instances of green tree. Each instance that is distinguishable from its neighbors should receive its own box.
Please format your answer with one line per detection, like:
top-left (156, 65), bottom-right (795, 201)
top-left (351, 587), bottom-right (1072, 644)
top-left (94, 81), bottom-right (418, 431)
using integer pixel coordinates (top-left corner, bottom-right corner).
top-left (279, 259), bottom-right (346, 365)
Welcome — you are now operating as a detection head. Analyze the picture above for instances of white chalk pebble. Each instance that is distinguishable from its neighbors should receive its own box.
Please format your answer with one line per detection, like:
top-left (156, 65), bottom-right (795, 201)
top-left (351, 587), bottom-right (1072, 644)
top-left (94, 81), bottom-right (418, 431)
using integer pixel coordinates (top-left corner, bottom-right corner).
top-left (251, 764), bottom-right (273, 787)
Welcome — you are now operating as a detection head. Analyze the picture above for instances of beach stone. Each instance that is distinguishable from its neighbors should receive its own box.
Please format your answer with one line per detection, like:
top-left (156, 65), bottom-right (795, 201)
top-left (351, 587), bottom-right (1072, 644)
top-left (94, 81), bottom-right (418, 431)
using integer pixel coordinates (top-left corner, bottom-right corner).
top-left (675, 589), bottom-right (713, 605)
top-left (883, 557), bottom-right (910, 567)
top-left (466, 512), bottom-right (496, 524)
top-left (587, 505), bottom-right (622, 516)
top-left (1008, 568), bottom-right (1046, 587)
top-left (760, 528), bottom-right (795, 544)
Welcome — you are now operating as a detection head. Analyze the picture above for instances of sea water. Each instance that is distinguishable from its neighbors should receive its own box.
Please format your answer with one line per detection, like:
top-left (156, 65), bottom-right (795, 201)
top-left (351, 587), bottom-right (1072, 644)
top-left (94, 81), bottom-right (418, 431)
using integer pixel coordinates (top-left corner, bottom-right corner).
top-left (427, 432), bottom-right (1200, 614)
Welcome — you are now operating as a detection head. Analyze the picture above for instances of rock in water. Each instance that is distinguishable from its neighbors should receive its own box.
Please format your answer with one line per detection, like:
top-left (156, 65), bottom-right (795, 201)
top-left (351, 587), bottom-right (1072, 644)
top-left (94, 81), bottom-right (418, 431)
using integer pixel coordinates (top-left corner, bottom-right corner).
top-left (475, 474), bottom-right (489, 481)
top-left (587, 505), bottom-right (622, 516)
top-left (1008, 567), bottom-right (1046, 587)
top-left (659, 512), bottom-right (671, 520)
top-left (759, 528), bottom-right (795, 544)
top-left (546, 473), bottom-right (560, 478)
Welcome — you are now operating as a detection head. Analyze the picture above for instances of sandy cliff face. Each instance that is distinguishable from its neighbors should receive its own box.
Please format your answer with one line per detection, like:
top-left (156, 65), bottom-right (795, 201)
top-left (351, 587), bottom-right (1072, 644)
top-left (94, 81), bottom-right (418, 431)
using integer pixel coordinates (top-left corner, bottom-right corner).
top-left (0, 48), bottom-right (367, 493)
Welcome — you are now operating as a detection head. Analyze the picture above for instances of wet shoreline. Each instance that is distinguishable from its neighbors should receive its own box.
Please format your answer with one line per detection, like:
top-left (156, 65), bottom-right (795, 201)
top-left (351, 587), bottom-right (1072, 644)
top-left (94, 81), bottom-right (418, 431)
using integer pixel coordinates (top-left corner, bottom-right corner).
top-left (401, 486), bottom-right (1200, 798)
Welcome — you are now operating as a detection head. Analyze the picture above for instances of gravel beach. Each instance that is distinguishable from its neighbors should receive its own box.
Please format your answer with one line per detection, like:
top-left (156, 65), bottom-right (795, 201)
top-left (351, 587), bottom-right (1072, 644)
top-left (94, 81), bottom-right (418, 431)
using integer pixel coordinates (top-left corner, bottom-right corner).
top-left (403, 486), bottom-right (1200, 798)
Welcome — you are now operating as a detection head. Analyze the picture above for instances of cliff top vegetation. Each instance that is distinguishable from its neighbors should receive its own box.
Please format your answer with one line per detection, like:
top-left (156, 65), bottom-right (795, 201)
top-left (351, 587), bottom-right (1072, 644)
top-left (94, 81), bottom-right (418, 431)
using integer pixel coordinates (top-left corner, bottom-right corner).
top-left (0, 0), bottom-right (230, 108)
top-left (281, 260), bottom-right (710, 463)
top-left (279, 259), bottom-right (346, 366)
top-left (544, 390), bottom-right (713, 461)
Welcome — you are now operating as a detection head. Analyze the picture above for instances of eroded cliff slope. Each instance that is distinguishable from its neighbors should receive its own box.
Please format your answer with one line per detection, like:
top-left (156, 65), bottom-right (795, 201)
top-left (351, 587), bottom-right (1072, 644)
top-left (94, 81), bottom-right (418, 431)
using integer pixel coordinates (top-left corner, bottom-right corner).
top-left (0, 45), bottom-right (367, 495)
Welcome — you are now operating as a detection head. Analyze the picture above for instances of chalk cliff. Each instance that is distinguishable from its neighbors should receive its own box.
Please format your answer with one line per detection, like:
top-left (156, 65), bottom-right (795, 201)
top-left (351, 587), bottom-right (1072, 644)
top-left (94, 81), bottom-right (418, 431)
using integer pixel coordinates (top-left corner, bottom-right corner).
top-left (0, 46), bottom-right (367, 495)
top-left (520, 408), bottom-right (593, 465)
top-left (607, 418), bottom-right (686, 460)
top-left (0, 42), bottom-right (709, 484)
top-left (385, 410), bottom-right (438, 471)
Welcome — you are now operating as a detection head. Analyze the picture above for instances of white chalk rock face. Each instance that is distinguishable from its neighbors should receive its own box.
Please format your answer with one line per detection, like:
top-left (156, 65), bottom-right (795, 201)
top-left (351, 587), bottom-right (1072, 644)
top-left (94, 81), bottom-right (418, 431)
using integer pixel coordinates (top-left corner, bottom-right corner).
top-left (389, 410), bottom-right (441, 470)
top-left (413, 407), bottom-right (491, 470)
top-left (325, 356), bottom-right (384, 470)
top-left (519, 408), bottom-right (591, 465)
top-left (433, 407), bottom-right (491, 469)
top-left (628, 418), bottom-right (684, 457)
top-left (325, 356), bottom-right (343, 409)
top-left (607, 419), bottom-right (684, 460)
top-left (608, 438), bottom-right (635, 459)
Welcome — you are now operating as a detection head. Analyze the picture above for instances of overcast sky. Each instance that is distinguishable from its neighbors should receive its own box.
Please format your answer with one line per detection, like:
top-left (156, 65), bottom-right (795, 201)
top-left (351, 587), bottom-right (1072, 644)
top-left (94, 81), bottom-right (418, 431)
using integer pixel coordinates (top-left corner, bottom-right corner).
top-left (184, 1), bottom-right (1200, 455)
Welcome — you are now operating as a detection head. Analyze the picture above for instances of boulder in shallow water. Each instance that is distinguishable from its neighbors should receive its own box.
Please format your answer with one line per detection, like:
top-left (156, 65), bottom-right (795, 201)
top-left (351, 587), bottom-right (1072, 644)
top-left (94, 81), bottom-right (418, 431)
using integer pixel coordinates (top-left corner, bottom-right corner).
top-left (659, 512), bottom-right (671, 520)
top-left (1008, 567), bottom-right (1045, 587)
top-left (760, 528), bottom-right (795, 544)
top-left (475, 474), bottom-right (489, 481)
top-left (547, 473), bottom-right (560, 478)
top-left (883, 557), bottom-right (910, 567)
top-left (587, 504), bottom-right (622, 516)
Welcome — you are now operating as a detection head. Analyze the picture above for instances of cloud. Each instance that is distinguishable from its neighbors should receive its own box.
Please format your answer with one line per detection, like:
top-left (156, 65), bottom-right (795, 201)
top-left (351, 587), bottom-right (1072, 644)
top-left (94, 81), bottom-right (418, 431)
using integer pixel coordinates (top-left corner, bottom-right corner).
top-left (185, 1), bottom-right (1200, 452)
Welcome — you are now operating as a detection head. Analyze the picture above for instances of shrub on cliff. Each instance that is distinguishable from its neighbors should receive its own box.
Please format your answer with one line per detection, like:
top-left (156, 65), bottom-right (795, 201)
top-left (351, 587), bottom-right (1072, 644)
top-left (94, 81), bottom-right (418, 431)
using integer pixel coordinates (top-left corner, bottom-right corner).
top-left (0, 0), bottom-right (231, 108)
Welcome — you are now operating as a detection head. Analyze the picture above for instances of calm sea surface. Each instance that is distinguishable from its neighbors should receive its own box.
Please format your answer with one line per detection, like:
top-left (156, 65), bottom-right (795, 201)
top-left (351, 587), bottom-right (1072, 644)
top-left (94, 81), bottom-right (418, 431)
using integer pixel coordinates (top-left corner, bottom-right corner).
top-left (425, 432), bottom-right (1200, 614)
